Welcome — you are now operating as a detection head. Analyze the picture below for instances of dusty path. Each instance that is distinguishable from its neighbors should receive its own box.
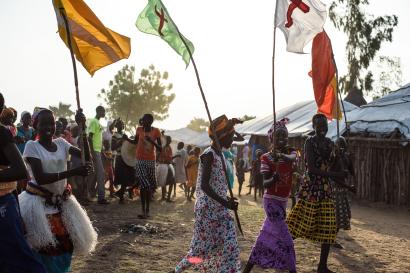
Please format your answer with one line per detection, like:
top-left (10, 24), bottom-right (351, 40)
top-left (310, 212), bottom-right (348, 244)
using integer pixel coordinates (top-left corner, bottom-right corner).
top-left (72, 182), bottom-right (410, 273)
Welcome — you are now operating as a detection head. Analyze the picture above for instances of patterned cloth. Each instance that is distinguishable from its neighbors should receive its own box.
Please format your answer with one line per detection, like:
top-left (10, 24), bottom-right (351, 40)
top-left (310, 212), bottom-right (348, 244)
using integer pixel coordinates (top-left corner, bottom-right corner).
top-left (248, 198), bottom-right (296, 271)
top-left (287, 199), bottom-right (337, 243)
top-left (136, 160), bottom-right (156, 191)
top-left (333, 186), bottom-right (351, 230)
top-left (287, 136), bottom-right (337, 244)
top-left (175, 147), bottom-right (241, 273)
top-left (33, 213), bottom-right (73, 273)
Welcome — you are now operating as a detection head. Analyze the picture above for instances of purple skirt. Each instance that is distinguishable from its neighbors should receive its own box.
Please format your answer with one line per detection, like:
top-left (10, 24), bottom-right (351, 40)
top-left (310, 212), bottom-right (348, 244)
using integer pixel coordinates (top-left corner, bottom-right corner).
top-left (248, 197), bottom-right (296, 271)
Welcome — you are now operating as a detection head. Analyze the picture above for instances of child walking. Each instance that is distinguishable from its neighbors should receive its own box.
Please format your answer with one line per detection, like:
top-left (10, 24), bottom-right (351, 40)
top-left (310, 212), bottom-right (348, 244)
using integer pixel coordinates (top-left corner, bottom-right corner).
top-left (243, 118), bottom-right (298, 273)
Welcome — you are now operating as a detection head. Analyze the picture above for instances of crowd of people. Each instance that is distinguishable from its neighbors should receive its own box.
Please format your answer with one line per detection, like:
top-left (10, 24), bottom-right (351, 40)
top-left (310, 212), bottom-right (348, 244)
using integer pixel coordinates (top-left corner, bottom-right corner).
top-left (0, 90), bottom-right (356, 273)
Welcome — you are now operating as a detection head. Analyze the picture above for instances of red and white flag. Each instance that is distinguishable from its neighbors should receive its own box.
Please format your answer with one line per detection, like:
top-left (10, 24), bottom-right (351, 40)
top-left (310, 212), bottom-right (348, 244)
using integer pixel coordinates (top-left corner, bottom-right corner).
top-left (275, 0), bottom-right (327, 53)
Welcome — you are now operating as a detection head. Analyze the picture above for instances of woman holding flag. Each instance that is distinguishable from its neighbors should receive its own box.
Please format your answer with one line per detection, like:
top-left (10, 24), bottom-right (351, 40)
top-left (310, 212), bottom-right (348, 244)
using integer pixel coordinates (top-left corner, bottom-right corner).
top-left (18, 109), bottom-right (97, 273)
top-left (171, 115), bottom-right (241, 273)
top-left (243, 118), bottom-right (298, 273)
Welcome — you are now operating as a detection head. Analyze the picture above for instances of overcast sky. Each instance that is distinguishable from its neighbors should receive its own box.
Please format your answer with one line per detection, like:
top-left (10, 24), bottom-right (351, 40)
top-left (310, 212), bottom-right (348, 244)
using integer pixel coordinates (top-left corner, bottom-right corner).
top-left (1, 0), bottom-right (409, 129)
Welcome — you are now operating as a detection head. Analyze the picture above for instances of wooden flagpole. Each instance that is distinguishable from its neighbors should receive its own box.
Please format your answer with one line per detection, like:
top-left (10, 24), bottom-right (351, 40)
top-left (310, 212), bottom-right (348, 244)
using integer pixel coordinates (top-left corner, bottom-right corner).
top-left (165, 9), bottom-right (244, 236)
top-left (60, 8), bottom-right (86, 164)
top-left (329, 34), bottom-right (347, 139)
top-left (272, 0), bottom-right (279, 151)
top-left (124, 65), bottom-right (136, 133)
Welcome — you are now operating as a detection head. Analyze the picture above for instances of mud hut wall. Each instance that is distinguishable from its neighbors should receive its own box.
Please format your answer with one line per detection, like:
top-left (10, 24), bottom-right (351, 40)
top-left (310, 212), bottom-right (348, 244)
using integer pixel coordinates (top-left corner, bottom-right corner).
top-left (347, 138), bottom-right (410, 206)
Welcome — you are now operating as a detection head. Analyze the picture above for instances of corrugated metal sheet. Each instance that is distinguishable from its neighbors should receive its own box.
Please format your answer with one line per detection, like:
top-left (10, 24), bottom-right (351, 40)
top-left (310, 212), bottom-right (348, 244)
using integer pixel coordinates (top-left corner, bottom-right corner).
top-left (328, 84), bottom-right (410, 140)
top-left (236, 100), bottom-right (357, 138)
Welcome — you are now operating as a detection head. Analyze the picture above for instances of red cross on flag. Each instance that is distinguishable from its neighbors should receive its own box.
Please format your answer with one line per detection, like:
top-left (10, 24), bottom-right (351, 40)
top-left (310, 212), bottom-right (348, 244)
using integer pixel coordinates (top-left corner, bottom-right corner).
top-left (275, 0), bottom-right (327, 53)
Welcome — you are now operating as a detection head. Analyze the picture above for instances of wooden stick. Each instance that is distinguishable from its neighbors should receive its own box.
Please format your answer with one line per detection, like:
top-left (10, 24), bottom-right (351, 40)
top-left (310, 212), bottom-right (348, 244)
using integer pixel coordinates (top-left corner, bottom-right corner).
top-left (272, 0), bottom-right (279, 148)
top-left (60, 8), bottom-right (85, 164)
top-left (125, 65), bottom-right (136, 132)
top-left (164, 7), bottom-right (243, 235)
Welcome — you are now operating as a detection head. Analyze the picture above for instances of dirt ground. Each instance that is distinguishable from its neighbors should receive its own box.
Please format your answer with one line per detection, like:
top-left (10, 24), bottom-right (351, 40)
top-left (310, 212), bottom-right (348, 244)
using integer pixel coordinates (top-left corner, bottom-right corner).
top-left (72, 177), bottom-right (410, 273)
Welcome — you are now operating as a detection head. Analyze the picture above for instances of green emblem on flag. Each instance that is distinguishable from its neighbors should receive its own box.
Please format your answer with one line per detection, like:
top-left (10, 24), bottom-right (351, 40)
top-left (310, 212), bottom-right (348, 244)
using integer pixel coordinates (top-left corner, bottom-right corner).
top-left (136, 0), bottom-right (195, 66)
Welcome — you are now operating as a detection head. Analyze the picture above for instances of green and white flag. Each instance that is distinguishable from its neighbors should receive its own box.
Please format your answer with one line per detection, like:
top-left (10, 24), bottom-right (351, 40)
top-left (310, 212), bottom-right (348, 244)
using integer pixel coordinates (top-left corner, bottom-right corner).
top-left (136, 0), bottom-right (195, 66)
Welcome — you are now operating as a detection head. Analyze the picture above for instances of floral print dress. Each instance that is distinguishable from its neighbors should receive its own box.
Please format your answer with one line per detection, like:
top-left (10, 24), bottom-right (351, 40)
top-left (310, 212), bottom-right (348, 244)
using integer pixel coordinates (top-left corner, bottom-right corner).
top-left (175, 147), bottom-right (241, 273)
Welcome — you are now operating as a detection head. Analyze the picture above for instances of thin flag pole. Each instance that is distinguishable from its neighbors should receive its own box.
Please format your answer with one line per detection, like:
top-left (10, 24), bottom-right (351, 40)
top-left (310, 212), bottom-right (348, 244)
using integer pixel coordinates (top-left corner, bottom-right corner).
top-left (125, 65), bottom-right (136, 133)
top-left (328, 32), bottom-right (347, 139)
top-left (60, 8), bottom-right (85, 164)
top-left (272, 0), bottom-right (279, 151)
top-left (164, 8), bottom-right (243, 236)
top-left (60, 9), bottom-right (81, 110)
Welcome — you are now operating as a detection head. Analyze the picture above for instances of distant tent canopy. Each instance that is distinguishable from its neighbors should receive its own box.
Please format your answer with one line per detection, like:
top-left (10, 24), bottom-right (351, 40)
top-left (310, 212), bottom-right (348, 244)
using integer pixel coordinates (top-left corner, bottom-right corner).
top-left (164, 128), bottom-right (210, 148)
top-left (235, 100), bottom-right (357, 139)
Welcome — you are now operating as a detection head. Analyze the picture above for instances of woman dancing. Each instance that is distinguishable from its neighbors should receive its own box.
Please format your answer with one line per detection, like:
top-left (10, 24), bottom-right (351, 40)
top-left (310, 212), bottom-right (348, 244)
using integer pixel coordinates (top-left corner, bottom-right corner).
top-left (19, 109), bottom-right (97, 273)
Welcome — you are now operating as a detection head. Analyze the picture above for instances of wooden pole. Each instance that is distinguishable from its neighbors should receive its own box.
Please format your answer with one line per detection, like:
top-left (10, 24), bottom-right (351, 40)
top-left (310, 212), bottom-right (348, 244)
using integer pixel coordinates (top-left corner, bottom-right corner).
top-left (328, 31), bottom-right (347, 139)
top-left (60, 8), bottom-right (85, 164)
top-left (125, 65), bottom-right (136, 133)
top-left (272, 0), bottom-right (279, 151)
top-left (165, 9), bottom-right (243, 236)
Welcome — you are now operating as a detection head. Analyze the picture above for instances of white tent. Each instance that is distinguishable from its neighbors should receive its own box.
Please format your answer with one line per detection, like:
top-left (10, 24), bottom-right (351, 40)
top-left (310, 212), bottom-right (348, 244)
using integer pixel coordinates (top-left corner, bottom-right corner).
top-left (236, 100), bottom-right (357, 138)
top-left (164, 128), bottom-right (210, 148)
top-left (327, 83), bottom-right (410, 140)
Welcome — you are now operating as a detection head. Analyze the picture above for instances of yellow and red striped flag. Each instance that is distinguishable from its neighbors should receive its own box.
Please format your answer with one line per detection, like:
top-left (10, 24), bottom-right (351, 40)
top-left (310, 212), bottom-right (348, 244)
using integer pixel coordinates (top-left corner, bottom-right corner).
top-left (53, 0), bottom-right (131, 75)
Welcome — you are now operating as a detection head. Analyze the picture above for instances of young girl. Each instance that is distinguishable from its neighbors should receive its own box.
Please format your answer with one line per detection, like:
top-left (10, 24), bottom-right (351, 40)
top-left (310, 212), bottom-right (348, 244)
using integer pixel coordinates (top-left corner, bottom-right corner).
top-left (19, 109), bottom-right (97, 273)
top-left (236, 158), bottom-right (245, 196)
top-left (243, 118), bottom-right (297, 273)
top-left (287, 114), bottom-right (346, 273)
top-left (0, 93), bottom-right (46, 273)
top-left (156, 135), bottom-right (174, 201)
top-left (185, 147), bottom-right (200, 201)
top-left (171, 115), bottom-right (241, 273)
top-left (135, 113), bottom-right (162, 219)
top-left (331, 137), bottom-right (356, 249)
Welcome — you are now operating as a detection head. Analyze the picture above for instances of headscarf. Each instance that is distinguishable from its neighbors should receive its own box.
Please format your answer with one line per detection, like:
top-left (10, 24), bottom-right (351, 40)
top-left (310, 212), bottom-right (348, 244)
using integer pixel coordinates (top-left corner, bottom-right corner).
top-left (208, 115), bottom-right (242, 142)
top-left (267, 118), bottom-right (290, 143)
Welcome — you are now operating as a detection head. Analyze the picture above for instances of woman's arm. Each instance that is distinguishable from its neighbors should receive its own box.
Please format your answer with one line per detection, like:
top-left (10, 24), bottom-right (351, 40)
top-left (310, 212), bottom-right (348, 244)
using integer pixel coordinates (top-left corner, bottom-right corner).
top-left (200, 152), bottom-right (236, 210)
top-left (111, 136), bottom-right (123, 151)
top-left (305, 140), bottom-right (344, 179)
top-left (144, 136), bottom-right (162, 151)
top-left (0, 143), bottom-right (27, 182)
top-left (25, 157), bottom-right (92, 185)
top-left (278, 151), bottom-right (297, 162)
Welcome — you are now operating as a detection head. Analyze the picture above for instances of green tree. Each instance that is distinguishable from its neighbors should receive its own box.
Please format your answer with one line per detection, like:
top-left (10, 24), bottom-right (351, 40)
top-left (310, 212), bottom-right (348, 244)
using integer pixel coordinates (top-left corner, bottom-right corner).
top-left (49, 102), bottom-right (75, 120)
top-left (329, 0), bottom-right (398, 95)
top-left (187, 118), bottom-right (209, 132)
top-left (241, 115), bottom-right (256, 122)
top-left (373, 56), bottom-right (403, 99)
top-left (100, 64), bottom-right (175, 129)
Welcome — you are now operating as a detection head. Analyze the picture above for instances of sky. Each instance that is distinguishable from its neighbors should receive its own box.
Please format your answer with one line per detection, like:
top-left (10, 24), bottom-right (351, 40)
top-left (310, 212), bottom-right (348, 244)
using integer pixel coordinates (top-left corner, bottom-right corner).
top-left (1, 0), bottom-right (409, 129)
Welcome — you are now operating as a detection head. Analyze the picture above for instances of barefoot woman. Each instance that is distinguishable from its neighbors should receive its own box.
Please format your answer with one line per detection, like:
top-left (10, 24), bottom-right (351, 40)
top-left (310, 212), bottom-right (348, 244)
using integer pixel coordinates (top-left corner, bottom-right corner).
top-left (287, 114), bottom-right (346, 273)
